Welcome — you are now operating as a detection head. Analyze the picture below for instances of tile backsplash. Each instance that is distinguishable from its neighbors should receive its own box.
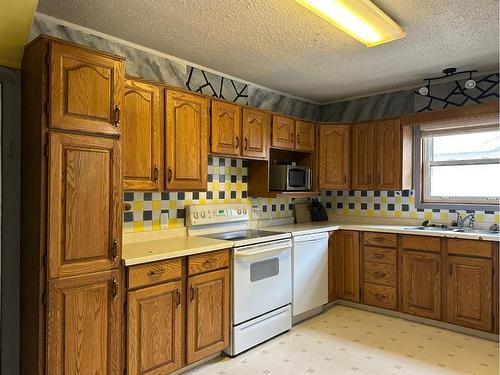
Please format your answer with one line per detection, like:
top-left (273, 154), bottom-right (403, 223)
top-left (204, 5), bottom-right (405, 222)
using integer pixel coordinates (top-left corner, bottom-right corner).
top-left (123, 156), bottom-right (293, 232)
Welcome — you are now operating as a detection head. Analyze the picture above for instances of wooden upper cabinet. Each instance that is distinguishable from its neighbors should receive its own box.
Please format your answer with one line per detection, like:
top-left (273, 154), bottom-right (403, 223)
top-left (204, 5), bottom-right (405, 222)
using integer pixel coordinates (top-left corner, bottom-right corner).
top-left (374, 118), bottom-right (402, 190)
top-left (318, 124), bottom-right (350, 190)
top-left (272, 115), bottom-right (295, 149)
top-left (336, 231), bottom-right (360, 302)
top-left (295, 120), bottom-right (315, 151)
top-left (165, 89), bottom-right (209, 191)
top-left (351, 122), bottom-right (374, 190)
top-left (49, 41), bottom-right (124, 136)
top-left (127, 281), bottom-right (183, 375)
top-left (241, 107), bottom-right (269, 159)
top-left (186, 268), bottom-right (230, 364)
top-left (47, 270), bottom-right (122, 375)
top-left (402, 250), bottom-right (441, 320)
top-left (123, 79), bottom-right (163, 191)
top-left (48, 132), bottom-right (121, 279)
top-left (211, 99), bottom-right (241, 156)
top-left (445, 256), bottom-right (493, 332)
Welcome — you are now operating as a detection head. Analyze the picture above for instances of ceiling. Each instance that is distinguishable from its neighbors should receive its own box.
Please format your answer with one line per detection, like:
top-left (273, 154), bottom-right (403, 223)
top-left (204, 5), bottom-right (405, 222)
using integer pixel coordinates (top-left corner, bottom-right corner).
top-left (36, 0), bottom-right (499, 103)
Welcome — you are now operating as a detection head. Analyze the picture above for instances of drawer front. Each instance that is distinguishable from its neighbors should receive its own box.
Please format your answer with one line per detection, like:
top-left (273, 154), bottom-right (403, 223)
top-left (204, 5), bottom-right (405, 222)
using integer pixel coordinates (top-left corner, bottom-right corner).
top-left (364, 232), bottom-right (397, 248)
top-left (447, 239), bottom-right (493, 258)
top-left (402, 235), bottom-right (441, 253)
top-left (364, 283), bottom-right (397, 310)
top-left (128, 258), bottom-right (182, 289)
top-left (364, 247), bottom-right (397, 265)
top-left (188, 249), bottom-right (230, 276)
top-left (364, 261), bottom-right (397, 286)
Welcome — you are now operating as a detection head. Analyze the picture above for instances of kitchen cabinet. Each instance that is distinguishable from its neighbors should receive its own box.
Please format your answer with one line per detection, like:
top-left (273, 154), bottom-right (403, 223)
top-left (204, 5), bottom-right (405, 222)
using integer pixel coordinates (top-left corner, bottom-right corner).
top-left (336, 231), bottom-right (360, 302)
top-left (328, 232), bottom-right (337, 302)
top-left (127, 281), bottom-right (183, 375)
top-left (271, 115), bottom-right (295, 149)
top-left (351, 121), bottom-right (374, 190)
top-left (48, 132), bottom-right (122, 279)
top-left (187, 268), bottom-right (230, 364)
top-left (295, 120), bottom-right (315, 151)
top-left (165, 89), bottom-right (209, 191)
top-left (242, 107), bottom-right (270, 159)
top-left (47, 270), bottom-right (122, 375)
top-left (210, 99), bottom-right (242, 156)
top-left (374, 118), bottom-right (402, 190)
top-left (123, 78), bottom-right (163, 191)
top-left (402, 248), bottom-right (441, 320)
top-left (49, 40), bottom-right (124, 136)
top-left (318, 124), bottom-right (350, 190)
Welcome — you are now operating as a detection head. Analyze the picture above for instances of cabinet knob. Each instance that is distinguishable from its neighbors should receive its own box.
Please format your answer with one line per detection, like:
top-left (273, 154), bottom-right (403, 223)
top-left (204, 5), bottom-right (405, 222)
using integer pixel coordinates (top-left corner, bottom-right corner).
top-left (111, 278), bottom-right (118, 300)
top-left (153, 165), bottom-right (159, 182)
top-left (111, 239), bottom-right (118, 261)
top-left (244, 137), bottom-right (248, 150)
top-left (176, 289), bottom-right (181, 308)
top-left (190, 285), bottom-right (196, 302)
top-left (114, 105), bottom-right (121, 126)
top-left (235, 136), bottom-right (240, 149)
top-left (168, 167), bottom-right (173, 183)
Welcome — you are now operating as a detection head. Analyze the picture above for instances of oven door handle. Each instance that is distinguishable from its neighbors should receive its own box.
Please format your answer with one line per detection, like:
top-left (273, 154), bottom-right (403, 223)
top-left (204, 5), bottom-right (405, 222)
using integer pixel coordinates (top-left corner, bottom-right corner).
top-left (235, 244), bottom-right (290, 259)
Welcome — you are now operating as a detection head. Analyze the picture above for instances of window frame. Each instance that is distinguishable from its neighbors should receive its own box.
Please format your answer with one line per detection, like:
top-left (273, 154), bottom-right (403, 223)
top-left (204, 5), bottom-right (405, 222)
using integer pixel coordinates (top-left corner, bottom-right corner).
top-left (414, 119), bottom-right (500, 210)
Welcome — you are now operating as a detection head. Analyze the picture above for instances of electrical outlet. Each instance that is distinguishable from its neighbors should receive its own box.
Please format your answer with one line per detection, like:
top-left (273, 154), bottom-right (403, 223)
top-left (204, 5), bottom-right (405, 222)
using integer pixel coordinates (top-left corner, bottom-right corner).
top-left (251, 206), bottom-right (261, 221)
top-left (160, 212), bottom-right (169, 228)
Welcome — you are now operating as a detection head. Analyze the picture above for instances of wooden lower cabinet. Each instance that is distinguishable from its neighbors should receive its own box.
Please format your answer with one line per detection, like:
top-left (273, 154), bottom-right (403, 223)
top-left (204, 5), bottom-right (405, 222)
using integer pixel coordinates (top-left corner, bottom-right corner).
top-left (336, 231), bottom-right (360, 302)
top-left (187, 268), bottom-right (230, 364)
top-left (402, 250), bottom-right (441, 320)
top-left (47, 270), bottom-right (122, 375)
top-left (127, 281), bottom-right (183, 375)
top-left (445, 256), bottom-right (492, 332)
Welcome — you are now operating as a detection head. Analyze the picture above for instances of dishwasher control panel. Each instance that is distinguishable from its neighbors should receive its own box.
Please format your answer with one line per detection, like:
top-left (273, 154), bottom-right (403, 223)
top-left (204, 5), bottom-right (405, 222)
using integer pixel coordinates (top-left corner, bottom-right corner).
top-left (186, 203), bottom-right (249, 226)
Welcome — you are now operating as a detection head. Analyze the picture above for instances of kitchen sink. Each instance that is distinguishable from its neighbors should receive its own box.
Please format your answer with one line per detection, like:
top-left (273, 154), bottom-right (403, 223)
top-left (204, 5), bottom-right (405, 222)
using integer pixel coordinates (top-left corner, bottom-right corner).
top-left (404, 226), bottom-right (499, 235)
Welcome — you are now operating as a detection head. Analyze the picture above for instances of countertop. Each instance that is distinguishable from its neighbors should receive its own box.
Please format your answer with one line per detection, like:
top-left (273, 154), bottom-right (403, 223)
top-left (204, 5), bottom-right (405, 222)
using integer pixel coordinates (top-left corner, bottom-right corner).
top-left (122, 235), bottom-right (234, 266)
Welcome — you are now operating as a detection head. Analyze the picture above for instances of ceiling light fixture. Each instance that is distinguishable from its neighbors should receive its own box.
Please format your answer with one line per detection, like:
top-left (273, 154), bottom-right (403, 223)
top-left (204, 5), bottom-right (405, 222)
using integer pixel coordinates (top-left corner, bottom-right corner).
top-left (418, 68), bottom-right (479, 96)
top-left (295, 0), bottom-right (406, 47)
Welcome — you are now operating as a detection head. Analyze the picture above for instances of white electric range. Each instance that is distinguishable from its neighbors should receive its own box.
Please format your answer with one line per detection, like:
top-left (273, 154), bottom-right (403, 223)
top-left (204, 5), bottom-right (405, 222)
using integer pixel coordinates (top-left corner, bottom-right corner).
top-left (186, 203), bottom-right (292, 355)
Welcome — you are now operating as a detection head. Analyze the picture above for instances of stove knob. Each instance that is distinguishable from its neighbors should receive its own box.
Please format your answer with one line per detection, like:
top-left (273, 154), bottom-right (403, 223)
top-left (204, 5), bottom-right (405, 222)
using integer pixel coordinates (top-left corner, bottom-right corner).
top-left (242, 208), bottom-right (247, 215)
top-left (200, 212), bottom-right (206, 219)
top-left (193, 212), bottom-right (199, 219)
top-left (237, 209), bottom-right (242, 215)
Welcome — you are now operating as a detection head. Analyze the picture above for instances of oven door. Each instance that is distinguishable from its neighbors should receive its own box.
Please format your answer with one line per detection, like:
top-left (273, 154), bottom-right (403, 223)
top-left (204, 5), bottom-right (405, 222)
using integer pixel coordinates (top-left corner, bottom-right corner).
top-left (233, 239), bottom-right (292, 325)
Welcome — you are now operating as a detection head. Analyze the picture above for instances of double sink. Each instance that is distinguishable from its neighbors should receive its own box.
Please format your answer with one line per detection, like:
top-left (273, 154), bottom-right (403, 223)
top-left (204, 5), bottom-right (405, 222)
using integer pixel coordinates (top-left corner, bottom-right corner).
top-left (404, 226), bottom-right (499, 236)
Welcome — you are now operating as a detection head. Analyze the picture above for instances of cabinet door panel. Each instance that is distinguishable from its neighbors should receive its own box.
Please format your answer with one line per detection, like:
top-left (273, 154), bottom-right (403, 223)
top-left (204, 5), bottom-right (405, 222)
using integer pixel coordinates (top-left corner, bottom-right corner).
top-left (48, 132), bottom-right (121, 279)
top-left (211, 100), bottom-right (241, 156)
top-left (49, 41), bottom-right (123, 136)
top-left (166, 90), bottom-right (209, 190)
top-left (374, 118), bottom-right (401, 190)
top-left (446, 256), bottom-right (492, 331)
top-left (318, 124), bottom-right (350, 190)
top-left (402, 250), bottom-right (441, 320)
top-left (47, 270), bottom-right (122, 375)
top-left (123, 79), bottom-right (162, 190)
top-left (271, 115), bottom-right (295, 149)
top-left (351, 122), bottom-right (374, 190)
top-left (295, 120), bottom-right (315, 152)
top-left (337, 231), bottom-right (360, 302)
top-left (187, 269), bottom-right (230, 364)
top-left (242, 108), bottom-right (269, 159)
top-left (128, 281), bottom-right (182, 374)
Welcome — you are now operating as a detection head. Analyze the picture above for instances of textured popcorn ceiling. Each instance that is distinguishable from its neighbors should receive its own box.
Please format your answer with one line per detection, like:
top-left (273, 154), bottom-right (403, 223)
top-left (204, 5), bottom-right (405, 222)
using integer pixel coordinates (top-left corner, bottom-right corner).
top-left (36, 0), bottom-right (499, 103)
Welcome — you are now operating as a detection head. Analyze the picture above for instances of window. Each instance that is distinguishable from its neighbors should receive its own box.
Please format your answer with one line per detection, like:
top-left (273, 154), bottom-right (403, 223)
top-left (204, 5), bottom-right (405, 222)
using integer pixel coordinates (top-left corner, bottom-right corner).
top-left (419, 116), bottom-right (500, 206)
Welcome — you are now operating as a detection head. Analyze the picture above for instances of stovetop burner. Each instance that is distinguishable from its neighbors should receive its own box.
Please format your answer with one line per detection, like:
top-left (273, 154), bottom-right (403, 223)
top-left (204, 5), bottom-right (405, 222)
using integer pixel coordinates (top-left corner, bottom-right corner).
top-left (202, 229), bottom-right (283, 241)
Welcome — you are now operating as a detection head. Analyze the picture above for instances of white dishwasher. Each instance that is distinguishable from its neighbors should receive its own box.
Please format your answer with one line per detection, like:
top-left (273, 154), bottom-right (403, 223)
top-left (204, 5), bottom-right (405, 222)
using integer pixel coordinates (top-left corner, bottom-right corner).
top-left (292, 232), bottom-right (328, 321)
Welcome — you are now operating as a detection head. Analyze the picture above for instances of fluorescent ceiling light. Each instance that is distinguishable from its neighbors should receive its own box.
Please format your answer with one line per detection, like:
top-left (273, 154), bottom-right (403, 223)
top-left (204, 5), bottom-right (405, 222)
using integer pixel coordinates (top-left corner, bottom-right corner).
top-left (295, 0), bottom-right (406, 47)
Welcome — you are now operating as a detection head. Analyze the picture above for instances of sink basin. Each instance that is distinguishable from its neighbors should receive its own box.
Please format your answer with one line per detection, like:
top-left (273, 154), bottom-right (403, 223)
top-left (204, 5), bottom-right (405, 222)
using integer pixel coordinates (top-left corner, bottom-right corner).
top-left (404, 226), bottom-right (499, 236)
top-left (404, 226), bottom-right (451, 231)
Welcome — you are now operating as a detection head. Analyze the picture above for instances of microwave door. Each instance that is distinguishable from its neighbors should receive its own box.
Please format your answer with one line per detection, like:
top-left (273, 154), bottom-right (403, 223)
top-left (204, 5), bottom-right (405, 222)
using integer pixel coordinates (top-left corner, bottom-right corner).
top-left (287, 168), bottom-right (307, 191)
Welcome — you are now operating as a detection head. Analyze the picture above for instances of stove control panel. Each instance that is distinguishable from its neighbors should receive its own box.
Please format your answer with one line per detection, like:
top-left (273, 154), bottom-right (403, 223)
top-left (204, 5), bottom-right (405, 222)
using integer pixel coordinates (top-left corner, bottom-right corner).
top-left (186, 203), bottom-right (249, 226)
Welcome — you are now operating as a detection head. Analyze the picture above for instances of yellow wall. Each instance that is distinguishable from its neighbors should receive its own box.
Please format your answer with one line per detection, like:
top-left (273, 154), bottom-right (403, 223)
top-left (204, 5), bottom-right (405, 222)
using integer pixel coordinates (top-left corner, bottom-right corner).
top-left (0, 0), bottom-right (38, 68)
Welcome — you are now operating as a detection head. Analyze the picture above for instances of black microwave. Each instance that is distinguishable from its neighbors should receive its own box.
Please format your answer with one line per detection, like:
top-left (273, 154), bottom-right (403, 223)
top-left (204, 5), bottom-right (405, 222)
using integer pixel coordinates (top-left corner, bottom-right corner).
top-left (269, 165), bottom-right (312, 191)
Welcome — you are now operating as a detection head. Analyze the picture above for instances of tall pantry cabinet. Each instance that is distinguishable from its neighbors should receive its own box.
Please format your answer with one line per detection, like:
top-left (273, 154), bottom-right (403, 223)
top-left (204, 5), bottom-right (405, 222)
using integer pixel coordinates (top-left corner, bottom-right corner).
top-left (21, 36), bottom-right (125, 375)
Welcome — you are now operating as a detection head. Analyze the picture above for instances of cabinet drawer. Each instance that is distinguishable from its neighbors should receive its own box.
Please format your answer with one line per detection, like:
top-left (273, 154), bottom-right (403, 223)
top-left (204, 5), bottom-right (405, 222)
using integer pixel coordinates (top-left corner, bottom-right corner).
top-left (364, 261), bottom-right (397, 286)
top-left (364, 232), bottom-right (397, 248)
top-left (188, 249), bottom-right (230, 276)
top-left (128, 258), bottom-right (182, 289)
top-left (447, 239), bottom-right (493, 258)
top-left (402, 235), bottom-right (441, 253)
top-left (364, 247), bottom-right (397, 265)
top-left (364, 283), bottom-right (397, 310)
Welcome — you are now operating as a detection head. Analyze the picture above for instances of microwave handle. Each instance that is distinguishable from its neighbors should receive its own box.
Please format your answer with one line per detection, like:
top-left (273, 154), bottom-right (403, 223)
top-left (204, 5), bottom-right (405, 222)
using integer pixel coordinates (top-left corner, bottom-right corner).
top-left (307, 168), bottom-right (312, 190)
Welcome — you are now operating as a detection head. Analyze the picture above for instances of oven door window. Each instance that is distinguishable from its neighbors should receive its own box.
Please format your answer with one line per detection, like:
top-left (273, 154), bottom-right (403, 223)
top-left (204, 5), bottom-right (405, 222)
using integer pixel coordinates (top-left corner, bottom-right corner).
top-left (250, 258), bottom-right (279, 282)
top-left (288, 169), bottom-right (306, 188)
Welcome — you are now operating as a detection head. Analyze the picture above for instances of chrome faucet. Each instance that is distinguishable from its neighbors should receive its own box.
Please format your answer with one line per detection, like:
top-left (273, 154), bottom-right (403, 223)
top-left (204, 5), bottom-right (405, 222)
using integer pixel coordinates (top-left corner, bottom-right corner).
top-left (455, 213), bottom-right (475, 229)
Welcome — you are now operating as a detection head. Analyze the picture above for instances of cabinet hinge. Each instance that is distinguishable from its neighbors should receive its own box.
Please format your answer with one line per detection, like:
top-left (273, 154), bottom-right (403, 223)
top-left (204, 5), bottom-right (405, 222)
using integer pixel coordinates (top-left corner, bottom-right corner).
top-left (42, 253), bottom-right (47, 267)
top-left (44, 144), bottom-right (49, 158)
top-left (42, 291), bottom-right (47, 306)
top-left (45, 101), bottom-right (50, 115)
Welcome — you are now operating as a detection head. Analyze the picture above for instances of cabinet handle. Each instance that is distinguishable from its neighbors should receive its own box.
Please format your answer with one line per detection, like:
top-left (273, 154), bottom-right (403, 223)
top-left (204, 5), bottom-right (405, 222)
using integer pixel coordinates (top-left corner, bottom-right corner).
top-left (449, 263), bottom-right (453, 275)
top-left (373, 271), bottom-right (386, 278)
top-left (114, 105), bottom-right (121, 126)
top-left (297, 133), bottom-right (300, 143)
top-left (374, 293), bottom-right (385, 300)
top-left (235, 136), bottom-right (240, 149)
top-left (153, 165), bottom-right (159, 182)
top-left (343, 175), bottom-right (347, 183)
top-left (111, 278), bottom-right (118, 300)
top-left (244, 137), bottom-right (248, 150)
top-left (373, 254), bottom-right (384, 260)
top-left (291, 132), bottom-right (294, 143)
top-left (168, 167), bottom-right (173, 183)
top-left (190, 286), bottom-right (196, 302)
top-left (111, 239), bottom-right (118, 261)
top-left (148, 269), bottom-right (165, 277)
top-left (176, 289), bottom-right (181, 308)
